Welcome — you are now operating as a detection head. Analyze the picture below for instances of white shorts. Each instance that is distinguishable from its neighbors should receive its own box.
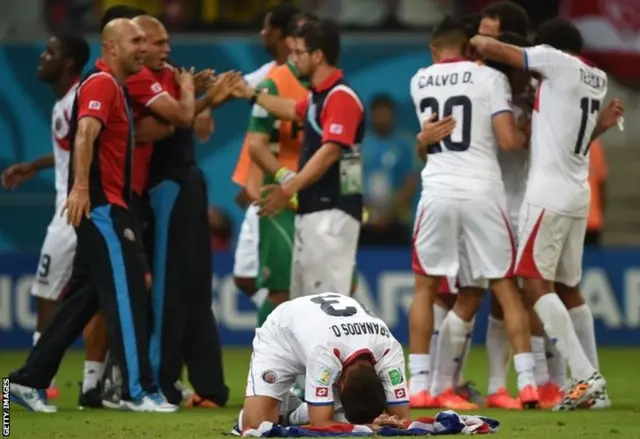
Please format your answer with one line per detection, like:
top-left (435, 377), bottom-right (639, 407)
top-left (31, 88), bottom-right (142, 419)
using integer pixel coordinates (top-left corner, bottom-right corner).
top-left (506, 191), bottom-right (524, 242)
top-left (437, 245), bottom-right (489, 294)
top-left (233, 204), bottom-right (260, 278)
top-left (412, 195), bottom-right (514, 280)
top-left (31, 202), bottom-right (77, 300)
top-left (515, 202), bottom-right (586, 287)
top-left (245, 310), bottom-right (300, 400)
top-left (290, 209), bottom-right (359, 299)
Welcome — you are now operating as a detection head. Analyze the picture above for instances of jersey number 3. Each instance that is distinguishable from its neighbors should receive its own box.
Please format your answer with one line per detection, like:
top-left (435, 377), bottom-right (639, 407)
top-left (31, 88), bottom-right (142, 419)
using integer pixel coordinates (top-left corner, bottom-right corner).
top-left (420, 95), bottom-right (472, 154)
top-left (310, 293), bottom-right (377, 318)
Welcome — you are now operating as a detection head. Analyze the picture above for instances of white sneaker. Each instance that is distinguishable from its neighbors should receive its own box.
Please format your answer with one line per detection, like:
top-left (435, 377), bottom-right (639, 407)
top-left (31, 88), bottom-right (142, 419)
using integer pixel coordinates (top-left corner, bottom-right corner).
top-left (553, 372), bottom-right (606, 411)
top-left (9, 383), bottom-right (58, 413)
top-left (120, 393), bottom-right (179, 412)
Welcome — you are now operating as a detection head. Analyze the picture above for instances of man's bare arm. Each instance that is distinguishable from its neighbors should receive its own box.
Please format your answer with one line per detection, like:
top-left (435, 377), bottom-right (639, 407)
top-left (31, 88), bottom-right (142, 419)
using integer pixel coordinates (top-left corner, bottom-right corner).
top-left (492, 112), bottom-right (526, 151)
top-left (29, 154), bottom-right (55, 170)
top-left (248, 133), bottom-right (281, 177)
top-left (135, 116), bottom-right (174, 144)
top-left (72, 118), bottom-right (102, 187)
top-left (470, 35), bottom-right (526, 70)
top-left (385, 404), bottom-right (410, 421)
top-left (285, 143), bottom-right (342, 195)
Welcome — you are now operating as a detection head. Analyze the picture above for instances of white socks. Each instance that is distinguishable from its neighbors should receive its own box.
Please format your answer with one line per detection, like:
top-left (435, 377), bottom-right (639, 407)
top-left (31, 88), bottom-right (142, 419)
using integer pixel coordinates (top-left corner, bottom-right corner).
top-left (408, 354), bottom-right (430, 395)
top-left (545, 335), bottom-right (566, 388)
top-left (251, 288), bottom-right (268, 308)
top-left (513, 352), bottom-right (536, 391)
top-left (430, 312), bottom-right (472, 395)
top-left (531, 335), bottom-right (550, 386)
top-left (486, 317), bottom-right (510, 395)
top-left (82, 361), bottom-right (105, 394)
top-left (569, 304), bottom-right (600, 369)
top-left (534, 294), bottom-right (596, 381)
top-left (427, 305), bottom-right (449, 390)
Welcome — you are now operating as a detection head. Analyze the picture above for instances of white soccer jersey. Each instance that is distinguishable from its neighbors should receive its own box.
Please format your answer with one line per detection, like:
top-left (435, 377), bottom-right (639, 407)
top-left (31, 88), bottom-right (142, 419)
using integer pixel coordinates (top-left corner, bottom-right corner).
top-left (244, 61), bottom-right (276, 88)
top-left (51, 82), bottom-right (78, 203)
top-left (523, 45), bottom-right (608, 217)
top-left (410, 60), bottom-right (512, 199)
top-left (250, 293), bottom-right (408, 407)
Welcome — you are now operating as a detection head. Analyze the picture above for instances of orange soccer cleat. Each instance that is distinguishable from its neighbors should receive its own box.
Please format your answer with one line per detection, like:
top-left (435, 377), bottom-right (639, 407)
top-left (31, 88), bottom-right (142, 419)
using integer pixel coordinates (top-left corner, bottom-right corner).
top-left (409, 390), bottom-right (437, 409)
top-left (518, 384), bottom-right (541, 409)
top-left (539, 382), bottom-right (564, 409)
top-left (485, 388), bottom-right (521, 410)
top-left (433, 388), bottom-right (479, 411)
top-left (184, 394), bottom-right (220, 408)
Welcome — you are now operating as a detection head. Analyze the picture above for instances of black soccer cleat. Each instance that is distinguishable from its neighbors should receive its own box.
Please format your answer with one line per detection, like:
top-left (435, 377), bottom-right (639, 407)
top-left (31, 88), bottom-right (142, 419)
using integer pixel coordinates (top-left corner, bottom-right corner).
top-left (78, 382), bottom-right (104, 409)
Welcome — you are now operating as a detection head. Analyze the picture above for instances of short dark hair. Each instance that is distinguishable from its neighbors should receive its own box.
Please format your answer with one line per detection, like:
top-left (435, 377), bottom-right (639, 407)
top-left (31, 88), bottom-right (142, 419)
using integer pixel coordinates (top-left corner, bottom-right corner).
top-left (340, 363), bottom-right (386, 424)
top-left (431, 16), bottom-right (468, 49)
top-left (534, 18), bottom-right (583, 54)
top-left (56, 34), bottom-right (90, 74)
top-left (481, 1), bottom-right (529, 37)
top-left (486, 32), bottom-right (530, 76)
top-left (461, 13), bottom-right (482, 40)
top-left (370, 94), bottom-right (395, 110)
top-left (267, 3), bottom-right (301, 36)
top-left (286, 12), bottom-right (319, 37)
top-left (100, 5), bottom-right (147, 31)
top-left (297, 20), bottom-right (341, 66)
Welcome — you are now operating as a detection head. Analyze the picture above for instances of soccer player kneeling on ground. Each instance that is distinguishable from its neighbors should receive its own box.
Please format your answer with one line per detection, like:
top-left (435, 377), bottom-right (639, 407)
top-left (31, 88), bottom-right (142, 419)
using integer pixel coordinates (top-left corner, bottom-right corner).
top-left (236, 293), bottom-right (409, 432)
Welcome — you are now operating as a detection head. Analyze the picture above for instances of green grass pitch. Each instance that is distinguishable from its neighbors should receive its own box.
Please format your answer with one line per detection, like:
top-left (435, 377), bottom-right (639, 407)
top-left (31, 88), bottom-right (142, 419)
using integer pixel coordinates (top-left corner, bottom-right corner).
top-left (2, 347), bottom-right (640, 438)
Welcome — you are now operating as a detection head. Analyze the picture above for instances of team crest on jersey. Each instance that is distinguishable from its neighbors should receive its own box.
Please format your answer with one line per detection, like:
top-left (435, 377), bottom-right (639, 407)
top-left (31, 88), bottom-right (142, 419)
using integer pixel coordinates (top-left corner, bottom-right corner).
top-left (315, 387), bottom-right (328, 397)
top-left (317, 368), bottom-right (332, 386)
top-left (261, 370), bottom-right (277, 384)
top-left (53, 115), bottom-right (70, 140)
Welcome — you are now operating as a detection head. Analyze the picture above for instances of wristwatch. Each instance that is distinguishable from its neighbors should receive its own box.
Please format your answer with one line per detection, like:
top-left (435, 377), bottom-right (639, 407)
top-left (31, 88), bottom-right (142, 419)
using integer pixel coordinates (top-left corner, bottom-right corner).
top-left (249, 88), bottom-right (260, 105)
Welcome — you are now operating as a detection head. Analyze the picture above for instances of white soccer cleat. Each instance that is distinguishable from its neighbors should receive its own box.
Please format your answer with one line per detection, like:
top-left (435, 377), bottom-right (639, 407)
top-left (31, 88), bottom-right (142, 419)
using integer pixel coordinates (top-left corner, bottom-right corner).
top-left (120, 392), bottom-right (179, 412)
top-left (9, 383), bottom-right (58, 413)
top-left (582, 386), bottom-right (612, 410)
top-left (553, 372), bottom-right (607, 411)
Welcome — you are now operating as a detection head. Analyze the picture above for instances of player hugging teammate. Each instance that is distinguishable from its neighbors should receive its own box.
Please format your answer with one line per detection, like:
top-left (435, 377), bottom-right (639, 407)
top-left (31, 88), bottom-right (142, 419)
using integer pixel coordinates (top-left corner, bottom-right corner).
top-left (408, 1), bottom-right (623, 412)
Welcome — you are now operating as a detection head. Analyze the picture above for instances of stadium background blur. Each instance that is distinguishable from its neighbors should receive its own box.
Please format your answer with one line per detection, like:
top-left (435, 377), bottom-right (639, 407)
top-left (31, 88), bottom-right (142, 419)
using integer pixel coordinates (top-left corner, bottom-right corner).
top-left (1, 0), bottom-right (639, 400)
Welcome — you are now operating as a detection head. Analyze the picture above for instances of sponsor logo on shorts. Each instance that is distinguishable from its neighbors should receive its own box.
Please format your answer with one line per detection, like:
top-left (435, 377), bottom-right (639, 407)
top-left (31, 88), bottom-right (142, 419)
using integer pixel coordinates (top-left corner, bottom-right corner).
top-left (394, 388), bottom-right (406, 399)
top-left (315, 387), bottom-right (328, 397)
top-left (388, 368), bottom-right (404, 386)
top-left (88, 100), bottom-right (101, 110)
top-left (261, 266), bottom-right (271, 281)
top-left (317, 368), bottom-right (332, 386)
top-left (151, 82), bottom-right (162, 93)
top-left (123, 228), bottom-right (135, 242)
top-left (261, 370), bottom-right (277, 384)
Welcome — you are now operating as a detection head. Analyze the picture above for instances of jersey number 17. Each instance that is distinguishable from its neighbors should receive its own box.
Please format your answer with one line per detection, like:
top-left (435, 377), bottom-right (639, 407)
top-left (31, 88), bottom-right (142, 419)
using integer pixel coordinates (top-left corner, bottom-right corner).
top-left (574, 97), bottom-right (601, 156)
top-left (420, 96), bottom-right (472, 154)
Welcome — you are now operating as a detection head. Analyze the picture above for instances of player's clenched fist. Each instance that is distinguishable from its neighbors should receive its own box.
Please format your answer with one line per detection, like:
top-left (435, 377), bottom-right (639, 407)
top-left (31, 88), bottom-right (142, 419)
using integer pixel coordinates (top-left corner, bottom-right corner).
top-left (63, 185), bottom-right (91, 227)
